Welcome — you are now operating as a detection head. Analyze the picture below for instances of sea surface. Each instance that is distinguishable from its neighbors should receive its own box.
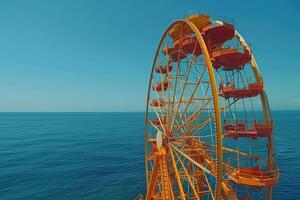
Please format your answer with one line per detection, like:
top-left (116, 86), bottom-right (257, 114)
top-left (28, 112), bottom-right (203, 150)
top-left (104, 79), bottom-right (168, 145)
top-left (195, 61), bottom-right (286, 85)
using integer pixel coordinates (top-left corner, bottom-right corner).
top-left (0, 111), bottom-right (299, 199)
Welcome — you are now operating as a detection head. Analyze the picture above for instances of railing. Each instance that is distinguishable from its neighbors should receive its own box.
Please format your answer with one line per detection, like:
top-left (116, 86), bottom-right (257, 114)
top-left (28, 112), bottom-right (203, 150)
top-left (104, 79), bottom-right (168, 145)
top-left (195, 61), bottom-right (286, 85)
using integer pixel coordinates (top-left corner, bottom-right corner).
top-left (236, 167), bottom-right (280, 179)
top-left (225, 164), bottom-right (279, 180)
top-left (224, 118), bottom-right (273, 131)
top-left (220, 75), bottom-right (263, 90)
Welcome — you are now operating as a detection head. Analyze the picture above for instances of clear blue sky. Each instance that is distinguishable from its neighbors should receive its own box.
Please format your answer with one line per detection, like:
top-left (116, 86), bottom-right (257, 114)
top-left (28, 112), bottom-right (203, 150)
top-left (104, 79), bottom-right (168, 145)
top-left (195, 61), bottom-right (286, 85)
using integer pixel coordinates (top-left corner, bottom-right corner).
top-left (0, 0), bottom-right (299, 112)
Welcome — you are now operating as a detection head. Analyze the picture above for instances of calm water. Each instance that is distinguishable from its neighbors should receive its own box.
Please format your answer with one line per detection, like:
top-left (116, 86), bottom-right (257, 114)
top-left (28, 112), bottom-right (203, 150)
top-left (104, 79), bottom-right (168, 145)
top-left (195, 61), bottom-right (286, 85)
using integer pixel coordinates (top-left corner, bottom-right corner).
top-left (0, 112), bottom-right (299, 199)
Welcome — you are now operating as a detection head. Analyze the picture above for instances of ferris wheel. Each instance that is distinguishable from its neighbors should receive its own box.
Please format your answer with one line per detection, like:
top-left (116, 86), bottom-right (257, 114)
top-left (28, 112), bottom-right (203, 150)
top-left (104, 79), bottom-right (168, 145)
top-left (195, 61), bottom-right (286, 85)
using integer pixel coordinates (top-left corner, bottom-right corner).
top-left (143, 14), bottom-right (279, 200)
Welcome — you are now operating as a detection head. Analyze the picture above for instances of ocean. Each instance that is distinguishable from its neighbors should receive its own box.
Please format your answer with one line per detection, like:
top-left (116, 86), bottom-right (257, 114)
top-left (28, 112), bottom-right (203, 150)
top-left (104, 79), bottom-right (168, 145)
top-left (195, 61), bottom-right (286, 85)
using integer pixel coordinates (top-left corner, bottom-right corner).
top-left (0, 111), bottom-right (299, 199)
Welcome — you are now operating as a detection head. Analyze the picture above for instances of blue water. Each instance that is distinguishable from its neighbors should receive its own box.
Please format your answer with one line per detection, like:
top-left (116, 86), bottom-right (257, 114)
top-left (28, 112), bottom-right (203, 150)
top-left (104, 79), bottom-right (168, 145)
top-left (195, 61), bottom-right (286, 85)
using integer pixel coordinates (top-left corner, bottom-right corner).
top-left (0, 112), bottom-right (299, 199)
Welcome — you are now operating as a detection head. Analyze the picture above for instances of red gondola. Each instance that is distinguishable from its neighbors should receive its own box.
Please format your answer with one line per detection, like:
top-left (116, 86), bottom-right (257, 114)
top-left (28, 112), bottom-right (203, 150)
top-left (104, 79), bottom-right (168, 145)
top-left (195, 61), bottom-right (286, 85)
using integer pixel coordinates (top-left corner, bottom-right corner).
top-left (223, 120), bottom-right (273, 139)
top-left (155, 65), bottom-right (173, 74)
top-left (150, 99), bottom-right (166, 107)
top-left (228, 167), bottom-right (279, 187)
top-left (153, 81), bottom-right (171, 92)
top-left (219, 83), bottom-right (263, 99)
top-left (253, 123), bottom-right (273, 137)
top-left (212, 48), bottom-right (251, 70)
top-left (162, 46), bottom-right (187, 62)
top-left (203, 23), bottom-right (235, 48)
top-left (224, 130), bottom-right (259, 139)
top-left (150, 116), bottom-right (167, 126)
top-left (224, 123), bottom-right (247, 132)
top-left (174, 36), bottom-right (202, 56)
top-left (169, 51), bottom-right (187, 62)
top-left (224, 123), bottom-right (255, 139)
top-left (162, 46), bottom-right (176, 55)
top-left (162, 36), bottom-right (202, 62)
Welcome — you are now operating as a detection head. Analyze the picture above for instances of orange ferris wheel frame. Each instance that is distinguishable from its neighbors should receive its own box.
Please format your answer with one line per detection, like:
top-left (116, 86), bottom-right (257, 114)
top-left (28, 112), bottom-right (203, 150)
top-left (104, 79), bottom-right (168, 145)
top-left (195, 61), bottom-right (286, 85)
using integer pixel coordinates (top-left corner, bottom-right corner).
top-left (143, 14), bottom-right (278, 200)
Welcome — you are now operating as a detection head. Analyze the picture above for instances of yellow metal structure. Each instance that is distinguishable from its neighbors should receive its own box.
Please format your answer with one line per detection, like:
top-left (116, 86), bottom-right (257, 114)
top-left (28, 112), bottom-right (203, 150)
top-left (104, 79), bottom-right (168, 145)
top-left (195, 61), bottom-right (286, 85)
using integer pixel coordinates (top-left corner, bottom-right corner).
top-left (143, 14), bottom-right (278, 200)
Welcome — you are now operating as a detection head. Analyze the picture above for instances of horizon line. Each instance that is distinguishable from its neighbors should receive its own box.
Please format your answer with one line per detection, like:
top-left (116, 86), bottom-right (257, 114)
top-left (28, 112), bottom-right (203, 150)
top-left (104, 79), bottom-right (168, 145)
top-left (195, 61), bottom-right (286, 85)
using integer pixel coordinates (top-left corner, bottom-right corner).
top-left (0, 109), bottom-right (299, 113)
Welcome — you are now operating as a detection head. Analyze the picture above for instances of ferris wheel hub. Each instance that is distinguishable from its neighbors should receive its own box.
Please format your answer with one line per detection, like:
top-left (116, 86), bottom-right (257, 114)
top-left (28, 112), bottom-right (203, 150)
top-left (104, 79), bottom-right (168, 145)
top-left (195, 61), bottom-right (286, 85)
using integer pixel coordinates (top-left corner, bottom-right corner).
top-left (156, 130), bottom-right (163, 148)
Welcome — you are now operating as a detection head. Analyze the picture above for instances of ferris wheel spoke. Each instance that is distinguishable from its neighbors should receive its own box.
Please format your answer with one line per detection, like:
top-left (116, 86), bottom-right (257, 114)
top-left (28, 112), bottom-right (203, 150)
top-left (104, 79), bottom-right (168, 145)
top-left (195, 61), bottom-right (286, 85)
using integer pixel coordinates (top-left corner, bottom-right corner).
top-left (203, 172), bottom-right (215, 200)
top-left (171, 66), bottom-right (207, 131)
top-left (171, 146), bottom-right (200, 200)
top-left (192, 87), bottom-right (212, 116)
top-left (170, 143), bottom-right (213, 176)
top-left (172, 95), bottom-right (189, 134)
top-left (173, 116), bottom-right (212, 138)
top-left (170, 25), bottom-right (185, 121)
top-left (147, 118), bottom-right (164, 134)
top-left (172, 98), bottom-right (213, 134)
top-left (170, 36), bottom-right (200, 129)
top-left (179, 67), bottom-right (206, 118)
top-left (188, 116), bottom-right (213, 135)
top-left (172, 98), bottom-right (212, 136)
top-left (171, 141), bottom-right (215, 161)
top-left (168, 146), bottom-right (186, 200)
top-left (172, 143), bottom-right (216, 200)
top-left (175, 101), bottom-right (213, 136)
